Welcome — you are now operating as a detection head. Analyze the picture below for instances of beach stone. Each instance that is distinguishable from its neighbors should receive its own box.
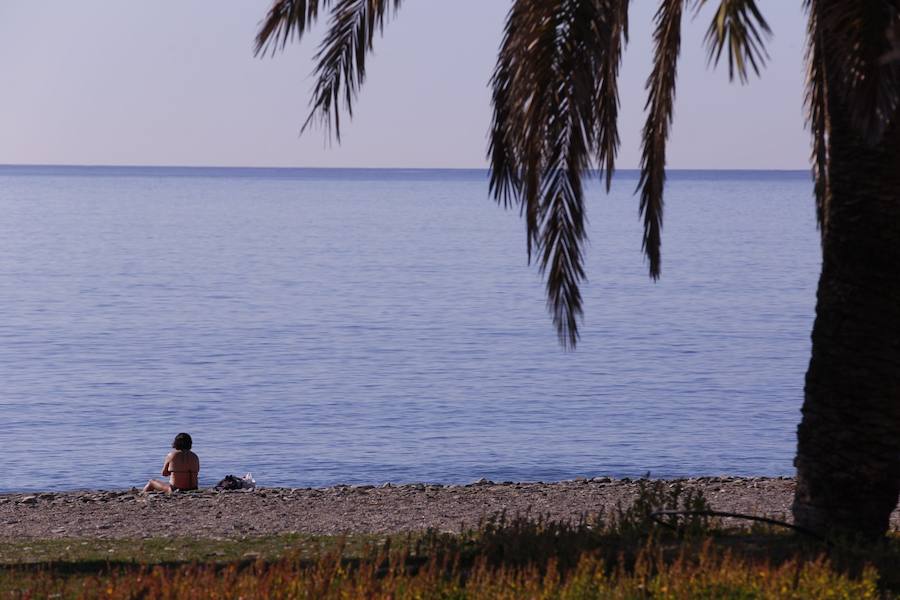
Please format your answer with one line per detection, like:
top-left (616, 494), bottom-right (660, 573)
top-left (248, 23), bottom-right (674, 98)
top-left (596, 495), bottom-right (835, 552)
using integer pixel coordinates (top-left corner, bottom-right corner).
top-left (19, 496), bottom-right (37, 505)
top-left (472, 478), bottom-right (494, 486)
top-left (591, 477), bottom-right (612, 483)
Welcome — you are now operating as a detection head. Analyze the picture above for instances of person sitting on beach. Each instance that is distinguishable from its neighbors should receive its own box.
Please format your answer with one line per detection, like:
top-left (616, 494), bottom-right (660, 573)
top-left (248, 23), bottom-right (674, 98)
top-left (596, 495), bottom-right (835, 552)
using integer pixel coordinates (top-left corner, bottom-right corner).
top-left (143, 433), bottom-right (200, 493)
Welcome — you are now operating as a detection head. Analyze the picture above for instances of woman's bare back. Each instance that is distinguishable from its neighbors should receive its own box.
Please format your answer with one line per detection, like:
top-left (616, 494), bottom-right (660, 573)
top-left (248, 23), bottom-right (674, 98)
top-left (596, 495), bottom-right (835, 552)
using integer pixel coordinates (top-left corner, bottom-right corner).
top-left (164, 450), bottom-right (200, 491)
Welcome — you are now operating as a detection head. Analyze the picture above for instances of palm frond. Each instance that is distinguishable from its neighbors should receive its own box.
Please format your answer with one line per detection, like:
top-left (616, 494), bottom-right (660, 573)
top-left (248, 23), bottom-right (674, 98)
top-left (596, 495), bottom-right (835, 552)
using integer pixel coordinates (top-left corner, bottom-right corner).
top-left (637, 0), bottom-right (684, 280)
top-left (597, 0), bottom-right (629, 190)
top-left (805, 0), bottom-right (831, 237)
top-left (303, 0), bottom-right (402, 140)
top-left (816, 1), bottom-right (900, 143)
top-left (256, 0), bottom-right (401, 140)
top-left (487, 6), bottom-right (526, 212)
top-left (884, 16), bottom-right (900, 65)
top-left (489, 0), bottom-right (626, 347)
top-left (255, 0), bottom-right (332, 56)
top-left (696, 0), bottom-right (771, 83)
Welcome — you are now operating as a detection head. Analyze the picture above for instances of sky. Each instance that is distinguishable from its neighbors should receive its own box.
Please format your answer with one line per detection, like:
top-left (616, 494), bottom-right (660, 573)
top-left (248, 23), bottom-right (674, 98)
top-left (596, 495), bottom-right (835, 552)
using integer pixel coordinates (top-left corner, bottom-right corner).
top-left (0, 1), bottom-right (809, 170)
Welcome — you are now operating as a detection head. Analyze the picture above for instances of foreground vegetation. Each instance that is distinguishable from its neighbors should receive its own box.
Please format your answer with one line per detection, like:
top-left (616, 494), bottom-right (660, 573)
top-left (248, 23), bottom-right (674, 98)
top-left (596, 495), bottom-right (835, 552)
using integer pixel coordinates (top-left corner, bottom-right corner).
top-left (3, 482), bottom-right (897, 598)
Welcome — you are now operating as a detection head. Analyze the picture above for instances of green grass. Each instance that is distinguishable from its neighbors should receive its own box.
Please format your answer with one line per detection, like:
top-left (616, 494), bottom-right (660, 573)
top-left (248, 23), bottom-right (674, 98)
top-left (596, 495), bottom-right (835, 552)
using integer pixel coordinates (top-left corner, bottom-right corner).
top-left (2, 533), bottom-right (893, 599)
top-left (0, 533), bottom-right (383, 566)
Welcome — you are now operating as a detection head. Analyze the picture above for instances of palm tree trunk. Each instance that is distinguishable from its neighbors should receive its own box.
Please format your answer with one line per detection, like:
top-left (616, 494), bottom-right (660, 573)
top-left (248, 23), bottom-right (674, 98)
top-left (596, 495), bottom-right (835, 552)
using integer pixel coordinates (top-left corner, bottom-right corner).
top-left (793, 98), bottom-right (900, 538)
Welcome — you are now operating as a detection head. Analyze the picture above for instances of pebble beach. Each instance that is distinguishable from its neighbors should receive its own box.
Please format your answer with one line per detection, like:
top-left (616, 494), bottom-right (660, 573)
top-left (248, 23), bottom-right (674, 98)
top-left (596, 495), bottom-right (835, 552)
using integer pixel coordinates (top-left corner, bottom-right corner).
top-left (5, 477), bottom-right (896, 541)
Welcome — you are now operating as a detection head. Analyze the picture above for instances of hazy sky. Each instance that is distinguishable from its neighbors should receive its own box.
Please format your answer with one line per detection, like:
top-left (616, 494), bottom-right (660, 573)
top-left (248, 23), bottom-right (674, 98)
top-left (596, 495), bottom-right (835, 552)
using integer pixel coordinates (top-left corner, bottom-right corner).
top-left (0, 1), bottom-right (809, 169)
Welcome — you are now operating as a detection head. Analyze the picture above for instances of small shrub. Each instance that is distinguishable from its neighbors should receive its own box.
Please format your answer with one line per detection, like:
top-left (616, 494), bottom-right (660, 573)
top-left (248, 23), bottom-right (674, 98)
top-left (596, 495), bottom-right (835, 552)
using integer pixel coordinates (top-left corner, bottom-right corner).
top-left (613, 479), bottom-right (713, 539)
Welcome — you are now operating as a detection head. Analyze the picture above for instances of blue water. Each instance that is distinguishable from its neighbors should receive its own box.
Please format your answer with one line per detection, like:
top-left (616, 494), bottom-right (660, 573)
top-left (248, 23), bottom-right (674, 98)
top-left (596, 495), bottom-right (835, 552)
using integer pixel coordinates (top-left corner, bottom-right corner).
top-left (0, 166), bottom-right (819, 492)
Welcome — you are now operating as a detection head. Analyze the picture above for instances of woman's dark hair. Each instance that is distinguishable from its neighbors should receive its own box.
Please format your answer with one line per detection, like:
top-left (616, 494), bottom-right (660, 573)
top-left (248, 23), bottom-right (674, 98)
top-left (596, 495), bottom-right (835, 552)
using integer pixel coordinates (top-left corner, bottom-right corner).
top-left (172, 433), bottom-right (193, 451)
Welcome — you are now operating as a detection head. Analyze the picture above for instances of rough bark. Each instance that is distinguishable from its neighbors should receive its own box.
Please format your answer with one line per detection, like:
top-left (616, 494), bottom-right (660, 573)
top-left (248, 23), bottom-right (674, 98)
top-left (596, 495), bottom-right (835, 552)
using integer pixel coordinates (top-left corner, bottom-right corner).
top-left (793, 91), bottom-right (900, 538)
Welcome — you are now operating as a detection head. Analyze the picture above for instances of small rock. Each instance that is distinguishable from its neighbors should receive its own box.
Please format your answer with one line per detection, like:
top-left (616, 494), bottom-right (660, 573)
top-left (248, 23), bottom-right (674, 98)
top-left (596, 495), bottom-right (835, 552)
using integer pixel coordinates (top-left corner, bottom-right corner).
top-left (473, 478), bottom-right (494, 486)
top-left (19, 496), bottom-right (37, 505)
top-left (380, 482), bottom-right (393, 488)
top-left (51, 527), bottom-right (66, 534)
top-left (591, 477), bottom-right (612, 483)
top-left (354, 485), bottom-right (375, 490)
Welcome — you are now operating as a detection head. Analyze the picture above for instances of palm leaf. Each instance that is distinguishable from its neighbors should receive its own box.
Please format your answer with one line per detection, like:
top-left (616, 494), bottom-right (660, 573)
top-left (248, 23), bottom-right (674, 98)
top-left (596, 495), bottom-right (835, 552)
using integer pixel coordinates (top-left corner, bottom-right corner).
top-left (805, 0), bottom-right (831, 236)
top-left (257, 0), bottom-right (401, 141)
top-left (884, 16), bottom-right (900, 65)
top-left (255, 0), bottom-right (332, 56)
top-left (487, 4), bottom-right (526, 214)
top-left (696, 0), bottom-right (771, 83)
top-left (637, 0), bottom-right (684, 280)
top-left (305, 0), bottom-right (402, 140)
top-left (597, 0), bottom-right (629, 190)
top-left (815, 1), bottom-right (900, 143)
top-left (489, 0), bottom-right (626, 347)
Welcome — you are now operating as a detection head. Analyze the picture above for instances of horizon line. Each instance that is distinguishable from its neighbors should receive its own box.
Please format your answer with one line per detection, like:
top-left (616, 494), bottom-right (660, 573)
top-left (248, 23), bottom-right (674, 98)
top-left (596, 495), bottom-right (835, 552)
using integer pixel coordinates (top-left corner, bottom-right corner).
top-left (0, 162), bottom-right (810, 173)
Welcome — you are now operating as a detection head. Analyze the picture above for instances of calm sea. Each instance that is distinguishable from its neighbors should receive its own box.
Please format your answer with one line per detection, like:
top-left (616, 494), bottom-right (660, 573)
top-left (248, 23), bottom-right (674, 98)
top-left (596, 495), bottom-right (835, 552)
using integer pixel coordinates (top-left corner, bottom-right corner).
top-left (0, 166), bottom-right (819, 492)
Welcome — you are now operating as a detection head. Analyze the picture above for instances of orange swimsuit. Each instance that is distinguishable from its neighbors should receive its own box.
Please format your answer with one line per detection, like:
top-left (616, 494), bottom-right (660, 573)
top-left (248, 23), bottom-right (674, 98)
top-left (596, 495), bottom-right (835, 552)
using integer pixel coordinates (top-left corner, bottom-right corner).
top-left (168, 454), bottom-right (198, 491)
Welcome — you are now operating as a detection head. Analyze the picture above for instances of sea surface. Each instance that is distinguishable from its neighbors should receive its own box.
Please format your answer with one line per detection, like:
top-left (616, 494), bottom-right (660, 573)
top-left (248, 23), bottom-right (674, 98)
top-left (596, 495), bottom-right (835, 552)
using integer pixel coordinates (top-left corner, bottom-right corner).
top-left (0, 166), bottom-right (819, 492)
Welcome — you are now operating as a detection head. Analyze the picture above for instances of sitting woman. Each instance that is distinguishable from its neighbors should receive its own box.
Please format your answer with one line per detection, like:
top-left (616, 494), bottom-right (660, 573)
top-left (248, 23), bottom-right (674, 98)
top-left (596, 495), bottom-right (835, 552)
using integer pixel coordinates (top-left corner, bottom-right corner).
top-left (143, 433), bottom-right (200, 493)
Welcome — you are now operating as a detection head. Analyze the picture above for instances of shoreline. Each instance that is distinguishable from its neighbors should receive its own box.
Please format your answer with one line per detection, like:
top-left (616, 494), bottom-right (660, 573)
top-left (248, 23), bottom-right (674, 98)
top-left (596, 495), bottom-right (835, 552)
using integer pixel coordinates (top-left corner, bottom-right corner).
top-left (8, 476), bottom-right (896, 540)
